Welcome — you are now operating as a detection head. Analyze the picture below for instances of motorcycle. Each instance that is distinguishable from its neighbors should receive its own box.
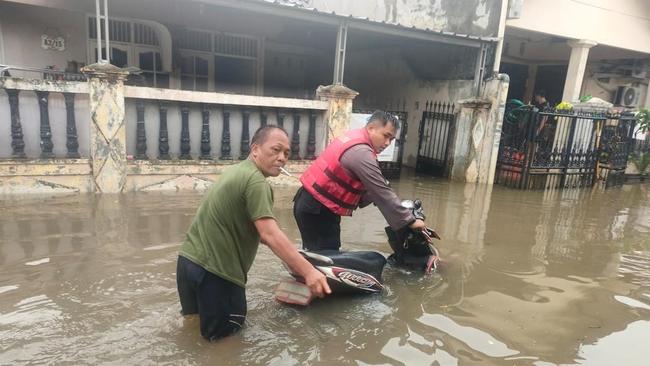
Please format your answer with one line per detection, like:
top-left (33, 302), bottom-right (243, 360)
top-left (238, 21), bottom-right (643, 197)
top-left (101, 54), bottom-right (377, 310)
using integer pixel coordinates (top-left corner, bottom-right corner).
top-left (275, 199), bottom-right (441, 305)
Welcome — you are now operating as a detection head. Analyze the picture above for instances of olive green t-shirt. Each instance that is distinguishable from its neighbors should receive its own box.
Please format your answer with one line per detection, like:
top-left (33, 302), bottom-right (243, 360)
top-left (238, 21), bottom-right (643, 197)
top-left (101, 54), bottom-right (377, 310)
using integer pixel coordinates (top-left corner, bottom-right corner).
top-left (180, 159), bottom-right (275, 288)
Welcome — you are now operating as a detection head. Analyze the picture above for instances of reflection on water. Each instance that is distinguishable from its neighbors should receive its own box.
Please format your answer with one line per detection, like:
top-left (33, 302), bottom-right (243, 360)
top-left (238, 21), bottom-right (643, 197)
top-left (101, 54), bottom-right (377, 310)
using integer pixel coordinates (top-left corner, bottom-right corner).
top-left (1, 177), bottom-right (650, 365)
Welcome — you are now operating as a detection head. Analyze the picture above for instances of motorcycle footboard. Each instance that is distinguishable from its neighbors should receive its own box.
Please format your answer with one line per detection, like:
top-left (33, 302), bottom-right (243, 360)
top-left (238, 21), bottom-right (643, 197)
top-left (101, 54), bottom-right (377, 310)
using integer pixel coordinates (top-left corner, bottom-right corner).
top-left (275, 278), bottom-right (313, 306)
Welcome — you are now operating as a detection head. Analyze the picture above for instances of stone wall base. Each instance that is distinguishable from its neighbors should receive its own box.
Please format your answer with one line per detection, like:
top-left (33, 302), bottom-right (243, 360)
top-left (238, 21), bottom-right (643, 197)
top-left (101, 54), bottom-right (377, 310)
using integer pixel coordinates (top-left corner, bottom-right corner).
top-left (0, 159), bottom-right (309, 195)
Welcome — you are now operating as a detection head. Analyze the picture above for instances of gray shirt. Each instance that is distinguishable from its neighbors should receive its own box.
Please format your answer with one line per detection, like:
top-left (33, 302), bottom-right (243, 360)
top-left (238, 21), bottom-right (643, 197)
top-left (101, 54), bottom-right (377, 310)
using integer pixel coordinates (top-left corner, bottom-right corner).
top-left (339, 144), bottom-right (415, 230)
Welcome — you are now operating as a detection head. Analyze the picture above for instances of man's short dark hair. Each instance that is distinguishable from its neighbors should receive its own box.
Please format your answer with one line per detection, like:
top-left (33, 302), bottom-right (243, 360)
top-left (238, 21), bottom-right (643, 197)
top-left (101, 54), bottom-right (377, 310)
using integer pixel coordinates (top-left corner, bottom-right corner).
top-left (367, 110), bottom-right (401, 131)
top-left (534, 90), bottom-right (547, 98)
top-left (251, 125), bottom-right (289, 146)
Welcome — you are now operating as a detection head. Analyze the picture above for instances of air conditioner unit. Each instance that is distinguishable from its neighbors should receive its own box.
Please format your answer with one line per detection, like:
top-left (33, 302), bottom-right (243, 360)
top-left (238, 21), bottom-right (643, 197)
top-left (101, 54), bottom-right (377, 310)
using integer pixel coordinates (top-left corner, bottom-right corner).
top-left (614, 85), bottom-right (641, 107)
top-left (507, 0), bottom-right (524, 19)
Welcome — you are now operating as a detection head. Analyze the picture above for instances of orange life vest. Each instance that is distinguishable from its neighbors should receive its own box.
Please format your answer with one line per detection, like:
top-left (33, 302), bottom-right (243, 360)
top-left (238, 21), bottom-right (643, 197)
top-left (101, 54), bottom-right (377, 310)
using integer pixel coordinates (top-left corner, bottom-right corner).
top-left (300, 128), bottom-right (376, 216)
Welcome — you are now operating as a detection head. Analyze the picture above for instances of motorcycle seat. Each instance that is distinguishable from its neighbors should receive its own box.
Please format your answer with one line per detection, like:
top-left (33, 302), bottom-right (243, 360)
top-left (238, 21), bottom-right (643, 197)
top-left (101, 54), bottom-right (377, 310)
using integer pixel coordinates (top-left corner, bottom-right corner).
top-left (304, 250), bottom-right (387, 281)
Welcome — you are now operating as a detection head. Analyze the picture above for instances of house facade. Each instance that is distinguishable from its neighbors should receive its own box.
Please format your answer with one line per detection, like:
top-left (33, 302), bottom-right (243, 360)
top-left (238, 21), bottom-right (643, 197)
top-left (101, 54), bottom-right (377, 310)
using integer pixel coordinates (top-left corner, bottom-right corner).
top-left (0, 0), bottom-right (509, 194)
top-left (500, 0), bottom-right (650, 109)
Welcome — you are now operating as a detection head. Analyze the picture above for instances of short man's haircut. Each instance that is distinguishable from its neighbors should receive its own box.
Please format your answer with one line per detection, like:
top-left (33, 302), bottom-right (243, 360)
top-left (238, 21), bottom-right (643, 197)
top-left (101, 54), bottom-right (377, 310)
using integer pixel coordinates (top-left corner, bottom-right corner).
top-left (534, 90), bottom-right (547, 98)
top-left (250, 125), bottom-right (289, 146)
top-left (367, 110), bottom-right (401, 131)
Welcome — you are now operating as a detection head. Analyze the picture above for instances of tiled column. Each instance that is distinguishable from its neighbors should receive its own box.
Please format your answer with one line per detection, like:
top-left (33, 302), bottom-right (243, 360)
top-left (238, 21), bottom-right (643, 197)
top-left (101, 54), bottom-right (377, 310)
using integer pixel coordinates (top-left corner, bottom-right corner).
top-left (316, 84), bottom-right (358, 142)
top-left (451, 75), bottom-right (509, 184)
top-left (82, 63), bottom-right (129, 193)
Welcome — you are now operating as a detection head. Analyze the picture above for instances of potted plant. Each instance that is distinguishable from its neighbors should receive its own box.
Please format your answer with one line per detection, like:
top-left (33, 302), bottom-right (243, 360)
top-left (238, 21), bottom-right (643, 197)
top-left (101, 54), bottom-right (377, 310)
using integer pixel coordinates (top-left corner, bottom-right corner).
top-left (630, 152), bottom-right (650, 181)
top-left (628, 109), bottom-right (650, 182)
top-left (555, 101), bottom-right (574, 114)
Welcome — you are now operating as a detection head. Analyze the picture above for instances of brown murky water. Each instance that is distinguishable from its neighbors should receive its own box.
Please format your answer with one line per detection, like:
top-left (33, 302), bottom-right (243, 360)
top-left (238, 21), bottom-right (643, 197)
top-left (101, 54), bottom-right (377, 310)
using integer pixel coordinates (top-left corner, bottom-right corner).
top-left (1, 177), bottom-right (650, 365)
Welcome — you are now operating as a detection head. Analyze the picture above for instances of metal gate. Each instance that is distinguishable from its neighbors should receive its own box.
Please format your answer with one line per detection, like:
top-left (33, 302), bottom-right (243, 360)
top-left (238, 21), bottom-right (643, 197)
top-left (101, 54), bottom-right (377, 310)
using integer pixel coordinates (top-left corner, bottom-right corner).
top-left (495, 104), bottom-right (636, 189)
top-left (598, 115), bottom-right (637, 187)
top-left (416, 102), bottom-right (456, 177)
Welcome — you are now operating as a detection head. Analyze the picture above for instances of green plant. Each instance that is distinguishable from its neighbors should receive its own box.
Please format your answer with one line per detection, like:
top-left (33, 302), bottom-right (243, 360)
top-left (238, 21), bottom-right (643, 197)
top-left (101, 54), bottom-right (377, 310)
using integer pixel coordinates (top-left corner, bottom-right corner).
top-left (579, 94), bottom-right (593, 103)
top-left (636, 108), bottom-right (650, 134)
top-left (630, 152), bottom-right (650, 176)
top-left (555, 101), bottom-right (573, 111)
top-left (505, 99), bottom-right (526, 124)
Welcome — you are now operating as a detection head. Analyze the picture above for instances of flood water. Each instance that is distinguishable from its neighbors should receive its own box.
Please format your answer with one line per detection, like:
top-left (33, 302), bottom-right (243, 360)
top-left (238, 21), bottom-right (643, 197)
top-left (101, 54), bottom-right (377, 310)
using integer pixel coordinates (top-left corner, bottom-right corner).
top-left (1, 176), bottom-right (650, 365)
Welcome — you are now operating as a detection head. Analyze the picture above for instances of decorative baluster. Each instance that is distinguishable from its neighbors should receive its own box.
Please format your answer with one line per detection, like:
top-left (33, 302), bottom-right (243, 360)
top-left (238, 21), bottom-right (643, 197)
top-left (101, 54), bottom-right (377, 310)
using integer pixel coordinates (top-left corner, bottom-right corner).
top-left (158, 102), bottom-right (170, 160)
top-left (290, 111), bottom-right (301, 160)
top-left (179, 104), bottom-right (191, 160)
top-left (220, 108), bottom-right (232, 160)
top-left (305, 110), bottom-right (316, 160)
top-left (260, 109), bottom-right (267, 127)
top-left (276, 109), bottom-right (285, 128)
top-left (63, 93), bottom-right (80, 158)
top-left (6, 89), bottom-right (26, 158)
top-left (200, 104), bottom-right (212, 160)
top-left (36, 91), bottom-right (54, 158)
top-left (135, 99), bottom-right (147, 159)
top-left (239, 109), bottom-right (250, 159)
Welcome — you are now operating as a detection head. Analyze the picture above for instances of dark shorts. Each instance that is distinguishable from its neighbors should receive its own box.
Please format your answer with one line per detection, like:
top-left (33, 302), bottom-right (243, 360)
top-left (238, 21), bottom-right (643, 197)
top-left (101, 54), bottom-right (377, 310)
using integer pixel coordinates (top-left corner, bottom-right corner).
top-left (176, 255), bottom-right (247, 341)
top-left (293, 187), bottom-right (342, 251)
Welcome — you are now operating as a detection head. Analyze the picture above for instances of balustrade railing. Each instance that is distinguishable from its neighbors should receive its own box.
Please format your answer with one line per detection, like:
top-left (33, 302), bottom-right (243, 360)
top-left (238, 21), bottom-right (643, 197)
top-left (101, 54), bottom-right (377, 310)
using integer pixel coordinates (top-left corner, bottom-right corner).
top-left (122, 86), bottom-right (326, 161)
top-left (1, 77), bottom-right (88, 159)
top-left (1, 74), bottom-right (327, 162)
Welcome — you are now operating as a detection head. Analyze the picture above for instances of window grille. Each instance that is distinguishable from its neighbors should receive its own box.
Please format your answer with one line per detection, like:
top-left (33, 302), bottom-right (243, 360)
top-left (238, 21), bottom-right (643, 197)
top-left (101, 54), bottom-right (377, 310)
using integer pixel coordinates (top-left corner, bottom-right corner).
top-left (177, 29), bottom-right (212, 52)
top-left (88, 17), bottom-right (131, 43)
top-left (214, 33), bottom-right (257, 58)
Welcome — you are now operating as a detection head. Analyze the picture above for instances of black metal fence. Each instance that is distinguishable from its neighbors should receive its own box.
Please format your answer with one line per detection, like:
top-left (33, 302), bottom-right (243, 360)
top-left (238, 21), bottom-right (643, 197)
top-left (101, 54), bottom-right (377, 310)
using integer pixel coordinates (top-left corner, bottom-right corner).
top-left (416, 101), bottom-right (455, 177)
top-left (598, 117), bottom-right (637, 187)
top-left (495, 105), bottom-right (636, 189)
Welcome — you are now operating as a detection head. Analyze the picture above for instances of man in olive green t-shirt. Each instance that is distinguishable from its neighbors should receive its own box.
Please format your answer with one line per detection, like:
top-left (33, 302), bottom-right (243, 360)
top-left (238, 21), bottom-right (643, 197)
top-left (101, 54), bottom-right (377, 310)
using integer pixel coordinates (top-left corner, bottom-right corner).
top-left (177, 125), bottom-right (330, 342)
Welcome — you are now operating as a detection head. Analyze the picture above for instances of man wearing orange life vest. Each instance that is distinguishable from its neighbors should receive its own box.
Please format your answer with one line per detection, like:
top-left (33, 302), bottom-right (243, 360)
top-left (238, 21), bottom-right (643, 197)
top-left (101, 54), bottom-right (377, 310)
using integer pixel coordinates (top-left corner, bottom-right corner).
top-left (294, 110), bottom-right (426, 251)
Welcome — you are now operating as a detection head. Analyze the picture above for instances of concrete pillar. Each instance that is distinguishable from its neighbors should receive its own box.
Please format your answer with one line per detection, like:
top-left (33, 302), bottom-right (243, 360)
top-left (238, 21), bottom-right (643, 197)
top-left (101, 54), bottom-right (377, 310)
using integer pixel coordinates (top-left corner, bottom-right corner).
top-left (491, 0), bottom-right (509, 76)
top-left (523, 64), bottom-right (538, 104)
top-left (562, 40), bottom-right (597, 103)
top-left (316, 84), bottom-right (358, 142)
top-left (82, 63), bottom-right (129, 193)
top-left (484, 75), bottom-right (510, 184)
top-left (450, 99), bottom-right (492, 182)
top-left (450, 75), bottom-right (509, 184)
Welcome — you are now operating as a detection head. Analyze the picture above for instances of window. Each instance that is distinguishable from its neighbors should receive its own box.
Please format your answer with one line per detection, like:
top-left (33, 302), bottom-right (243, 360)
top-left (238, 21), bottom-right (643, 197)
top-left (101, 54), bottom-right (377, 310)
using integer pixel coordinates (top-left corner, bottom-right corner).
top-left (87, 16), bottom-right (169, 88)
top-left (215, 55), bottom-right (255, 94)
top-left (138, 50), bottom-right (169, 88)
top-left (88, 17), bottom-right (131, 43)
top-left (176, 28), bottom-right (260, 94)
top-left (92, 45), bottom-right (129, 68)
top-left (180, 54), bottom-right (210, 91)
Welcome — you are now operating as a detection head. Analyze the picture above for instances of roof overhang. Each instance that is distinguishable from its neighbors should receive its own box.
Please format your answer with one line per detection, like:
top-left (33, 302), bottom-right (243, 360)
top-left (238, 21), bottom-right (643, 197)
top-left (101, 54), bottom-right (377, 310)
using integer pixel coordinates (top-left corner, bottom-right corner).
top-left (198, 0), bottom-right (498, 48)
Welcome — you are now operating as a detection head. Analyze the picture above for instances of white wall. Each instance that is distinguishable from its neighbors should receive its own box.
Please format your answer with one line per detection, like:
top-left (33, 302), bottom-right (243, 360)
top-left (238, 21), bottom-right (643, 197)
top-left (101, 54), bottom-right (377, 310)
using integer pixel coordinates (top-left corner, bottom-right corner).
top-left (507, 0), bottom-right (650, 54)
top-left (0, 4), bottom-right (91, 159)
top-left (0, 20), bottom-right (5, 64)
top-left (0, 2), bottom-right (87, 73)
top-left (269, 0), bottom-right (503, 37)
top-left (582, 64), bottom-right (650, 107)
top-left (345, 48), bottom-right (475, 167)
